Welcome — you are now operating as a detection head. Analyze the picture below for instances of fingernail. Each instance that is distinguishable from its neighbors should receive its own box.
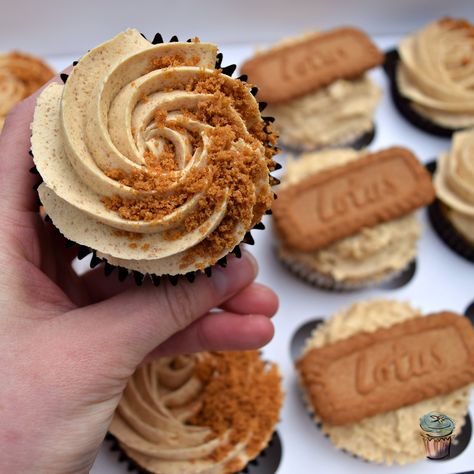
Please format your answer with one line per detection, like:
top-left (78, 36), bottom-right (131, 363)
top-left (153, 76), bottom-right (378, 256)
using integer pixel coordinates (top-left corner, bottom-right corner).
top-left (212, 251), bottom-right (258, 298)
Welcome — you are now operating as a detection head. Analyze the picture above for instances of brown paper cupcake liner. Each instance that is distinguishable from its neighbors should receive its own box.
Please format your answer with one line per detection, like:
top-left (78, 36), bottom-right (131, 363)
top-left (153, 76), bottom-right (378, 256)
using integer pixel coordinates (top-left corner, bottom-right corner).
top-left (277, 250), bottom-right (416, 292)
top-left (425, 160), bottom-right (474, 264)
top-left (30, 33), bottom-right (279, 286)
top-left (383, 49), bottom-right (459, 137)
top-left (105, 430), bottom-right (282, 474)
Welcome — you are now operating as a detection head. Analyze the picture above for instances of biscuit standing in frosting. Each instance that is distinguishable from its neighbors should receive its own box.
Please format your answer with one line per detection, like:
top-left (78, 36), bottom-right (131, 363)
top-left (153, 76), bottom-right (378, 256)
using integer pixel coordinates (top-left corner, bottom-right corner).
top-left (109, 351), bottom-right (283, 473)
top-left (31, 30), bottom-right (278, 277)
top-left (296, 300), bottom-right (474, 464)
top-left (396, 18), bottom-right (474, 132)
top-left (0, 51), bottom-right (54, 130)
top-left (241, 27), bottom-right (383, 150)
top-left (272, 147), bottom-right (434, 289)
top-left (433, 128), bottom-right (474, 250)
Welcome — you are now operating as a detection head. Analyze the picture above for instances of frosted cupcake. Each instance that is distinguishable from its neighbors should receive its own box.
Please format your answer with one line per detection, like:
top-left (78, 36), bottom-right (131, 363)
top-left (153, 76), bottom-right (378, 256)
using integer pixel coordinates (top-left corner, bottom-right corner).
top-left (241, 27), bottom-right (383, 151)
top-left (296, 299), bottom-right (474, 465)
top-left (0, 51), bottom-right (54, 130)
top-left (394, 18), bottom-right (474, 135)
top-left (109, 351), bottom-right (283, 473)
top-left (31, 30), bottom-right (278, 281)
top-left (272, 147), bottom-right (434, 289)
top-left (432, 128), bottom-right (474, 258)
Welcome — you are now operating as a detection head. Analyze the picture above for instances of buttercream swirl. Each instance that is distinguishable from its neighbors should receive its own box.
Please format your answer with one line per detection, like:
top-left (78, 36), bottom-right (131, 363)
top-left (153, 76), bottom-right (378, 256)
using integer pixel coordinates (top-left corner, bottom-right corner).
top-left (302, 300), bottom-right (471, 465)
top-left (0, 51), bottom-right (54, 130)
top-left (434, 128), bottom-right (474, 244)
top-left (397, 18), bottom-right (474, 128)
top-left (277, 149), bottom-right (420, 283)
top-left (31, 30), bottom-right (276, 275)
top-left (109, 351), bottom-right (283, 474)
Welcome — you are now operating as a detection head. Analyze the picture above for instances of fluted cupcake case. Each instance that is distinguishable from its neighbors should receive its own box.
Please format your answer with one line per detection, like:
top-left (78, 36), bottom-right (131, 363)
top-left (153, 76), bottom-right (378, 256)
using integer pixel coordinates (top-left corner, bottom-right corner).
top-left (30, 32), bottom-right (280, 286)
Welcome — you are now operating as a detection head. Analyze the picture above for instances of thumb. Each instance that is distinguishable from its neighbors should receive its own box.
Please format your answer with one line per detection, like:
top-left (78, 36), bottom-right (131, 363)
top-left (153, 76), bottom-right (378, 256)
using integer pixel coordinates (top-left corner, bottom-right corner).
top-left (66, 252), bottom-right (258, 367)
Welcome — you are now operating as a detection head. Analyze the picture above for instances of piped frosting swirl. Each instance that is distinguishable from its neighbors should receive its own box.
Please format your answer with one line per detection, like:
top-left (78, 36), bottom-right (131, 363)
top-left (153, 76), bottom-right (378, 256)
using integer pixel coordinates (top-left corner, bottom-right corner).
top-left (397, 18), bottom-right (474, 129)
top-left (31, 30), bottom-right (276, 275)
top-left (109, 351), bottom-right (283, 474)
top-left (434, 128), bottom-right (474, 244)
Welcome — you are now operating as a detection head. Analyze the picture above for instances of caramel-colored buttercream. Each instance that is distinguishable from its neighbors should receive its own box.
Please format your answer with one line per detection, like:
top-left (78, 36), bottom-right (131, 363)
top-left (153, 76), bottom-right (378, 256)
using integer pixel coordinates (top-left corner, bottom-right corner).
top-left (397, 18), bottom-right (474, 128)
top-left (109, 351), bottom-right (283, 473)
top-left (301, 300), bottom-right (471, 465)
top-left (434, 128), bottom-right (474, 244)
top-left (0, 51), bottom-right (54, 130)
top-left (266, 75), bottom-right (380, 150)
top-left (275, 149), bottom-right (421, 283)
top-left (31, 30), bottom-right (276, 275)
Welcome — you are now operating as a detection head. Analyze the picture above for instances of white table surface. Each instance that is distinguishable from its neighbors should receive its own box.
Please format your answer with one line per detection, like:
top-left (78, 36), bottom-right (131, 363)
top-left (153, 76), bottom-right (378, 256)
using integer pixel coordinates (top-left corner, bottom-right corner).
top-left (46, 35), bottom-right (474, 474)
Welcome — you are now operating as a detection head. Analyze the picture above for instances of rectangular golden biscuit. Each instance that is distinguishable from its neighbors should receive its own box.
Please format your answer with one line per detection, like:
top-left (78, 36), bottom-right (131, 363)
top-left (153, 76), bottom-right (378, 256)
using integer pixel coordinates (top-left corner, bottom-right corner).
top-left (272, 147), bottom-right (435, 252)
top-left (240, 27), bottom-right (383, 104)
top-left (297, 313), bottom-right (474, 426)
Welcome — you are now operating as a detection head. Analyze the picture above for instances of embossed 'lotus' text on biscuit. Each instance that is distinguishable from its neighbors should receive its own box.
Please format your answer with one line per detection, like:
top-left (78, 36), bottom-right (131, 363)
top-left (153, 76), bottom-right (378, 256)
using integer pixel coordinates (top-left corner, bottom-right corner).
top-left (296, 312), bottom-right (474, 426)
top-left (240, 27), bottom-right (384, 104)
top-left (272, 147), bottom-right (435, 252)
top-left (355, 341), bottom-right (446, 395)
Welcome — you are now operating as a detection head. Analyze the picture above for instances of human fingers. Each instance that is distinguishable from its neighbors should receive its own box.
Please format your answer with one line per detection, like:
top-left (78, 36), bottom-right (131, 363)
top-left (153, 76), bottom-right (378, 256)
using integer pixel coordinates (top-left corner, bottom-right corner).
top-left (220, 282), bottom-right (279, 317)
top-left (144, 311), bottom-right (274, 360)
top-left (69, 252), bottom-right (259, 365)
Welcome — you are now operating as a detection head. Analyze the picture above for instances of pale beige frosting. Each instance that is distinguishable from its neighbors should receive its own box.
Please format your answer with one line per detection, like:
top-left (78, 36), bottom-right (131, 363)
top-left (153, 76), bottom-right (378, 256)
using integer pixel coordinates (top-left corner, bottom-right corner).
top-left (109, 352), bottom-right (282, 473)
top-left (397, 18), bottom-right (474, 128)
top-left (32, 30), bottom-right (272, 275)
top-left (266, 75), bottom-right (381, 150)
top-left (302, 299), bottom-right (471, 465)
top-left (276, 149), bottom-right (421, 283)
top-left (434, 128), bottom-right (474, 244)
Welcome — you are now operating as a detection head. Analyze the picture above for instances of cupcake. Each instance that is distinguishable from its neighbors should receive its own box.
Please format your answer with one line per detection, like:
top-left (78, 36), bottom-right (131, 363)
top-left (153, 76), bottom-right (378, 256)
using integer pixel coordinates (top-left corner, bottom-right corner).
top-left (432, 128), bottom-right (474, 259)
top-left (31, 30), bottom-right (278, 281)
top-left (296, 299), bottom-right (474, 465)
top-left (240, 27), bottom-right (383, 151)
top-left (390, 18), bottom-right (474, 135)
top-left (272, 147), bottom-right (434, 289)
top-left (109, 350), bottom-right (283, 473)
top-left (419, 412), bottom-right (456, 459)
top-left (0, 51), bottom-right (54, 130)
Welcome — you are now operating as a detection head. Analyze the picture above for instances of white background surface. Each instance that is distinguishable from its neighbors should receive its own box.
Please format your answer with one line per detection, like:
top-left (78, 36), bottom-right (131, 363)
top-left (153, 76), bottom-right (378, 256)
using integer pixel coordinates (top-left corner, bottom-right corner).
top-left (3, 1), bottom-right (473, 472)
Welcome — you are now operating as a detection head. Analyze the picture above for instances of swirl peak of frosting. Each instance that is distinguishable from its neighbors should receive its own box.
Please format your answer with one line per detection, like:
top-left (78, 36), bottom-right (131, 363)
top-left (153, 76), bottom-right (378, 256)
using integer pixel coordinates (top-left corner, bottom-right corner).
top-left (32, 30), bottom-right (277, 275)
top-left (397, 18), bottom-right (474, 128)
top-left (109, 351), bottom-right (283, 473)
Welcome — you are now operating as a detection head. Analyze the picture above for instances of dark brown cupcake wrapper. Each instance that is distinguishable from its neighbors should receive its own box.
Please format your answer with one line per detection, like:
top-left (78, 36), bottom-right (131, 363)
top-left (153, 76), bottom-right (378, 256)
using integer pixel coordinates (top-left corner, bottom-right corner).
top-left (383, 49), bottom-right (461, 138)
top-left (279, 125), bottom-right (376, 154)
top-left (30, 33), bottom-right (278, 286)
top-left (424, 160), bottom-right (474, 264)
top-left (105, 430), bottom-right (282, 474)
top-left (428, 200), bottom-right (474, 263)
